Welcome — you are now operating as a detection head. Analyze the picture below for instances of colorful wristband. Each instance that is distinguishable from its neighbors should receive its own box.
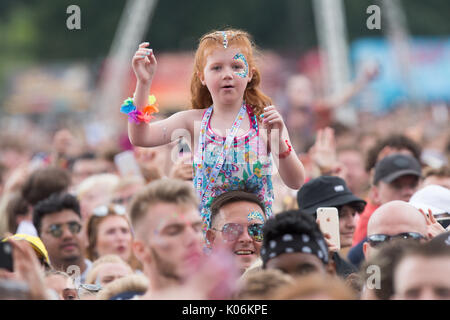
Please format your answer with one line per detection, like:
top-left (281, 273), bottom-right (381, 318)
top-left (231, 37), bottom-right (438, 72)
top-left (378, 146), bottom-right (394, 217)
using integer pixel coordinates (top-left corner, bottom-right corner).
top-left (120, 95), bottom-right (158, 124)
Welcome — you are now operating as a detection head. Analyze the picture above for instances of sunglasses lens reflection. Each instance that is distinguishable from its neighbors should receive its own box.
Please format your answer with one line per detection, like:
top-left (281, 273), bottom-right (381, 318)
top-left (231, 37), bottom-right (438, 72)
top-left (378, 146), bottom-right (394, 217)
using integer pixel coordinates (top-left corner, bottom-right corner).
top-left (248, 224), bottom-right (263, 242)
top-left (50, 225), bottom-right (63, 238)
top-left (221, 223), bottom-right (264, 242)
top-left (222, 223), bottom-right (243, 241)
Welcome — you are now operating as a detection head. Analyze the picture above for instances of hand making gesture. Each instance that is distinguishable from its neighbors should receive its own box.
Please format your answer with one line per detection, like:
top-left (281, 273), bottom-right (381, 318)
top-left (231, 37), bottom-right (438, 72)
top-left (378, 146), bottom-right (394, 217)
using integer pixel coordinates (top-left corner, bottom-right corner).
top-left (132, 42), bottom-right (157, 84)
top-left (418, 208), bottom-right (447, 239)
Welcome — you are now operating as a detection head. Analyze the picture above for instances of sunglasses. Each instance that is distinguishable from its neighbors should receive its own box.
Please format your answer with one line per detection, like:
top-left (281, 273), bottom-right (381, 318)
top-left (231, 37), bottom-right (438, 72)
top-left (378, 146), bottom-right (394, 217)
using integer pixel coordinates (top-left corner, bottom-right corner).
top-left (47, 221), bottom-right (82, 238)
top-left (77, 283), bottom-right (102, 297)
top-left (367, 232), bottom-right (425, 247)
top-left (438, 218), bottom-right (450, 229)
top-left (112, 195), bottom-right (133, 205)
top-left (92, 204), bottom-right (126, 217)
top-left (211, 223), bottom-right (264, 242)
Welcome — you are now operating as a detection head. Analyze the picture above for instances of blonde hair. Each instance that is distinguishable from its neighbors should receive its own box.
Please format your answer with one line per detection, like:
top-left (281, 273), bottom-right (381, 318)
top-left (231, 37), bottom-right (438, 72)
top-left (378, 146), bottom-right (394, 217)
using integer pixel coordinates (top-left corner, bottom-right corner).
top-left (76, 173), bottom-right (120, 200)
top-left (96, 274), bottom-right (149, 300)
top-left (272, 273), bottom-right (356, 300)
top-left (44, 269), bottom-right (71, 280)
top-left (85, 254), bottom-right (133, 285)
top-left (129, 178), bottom-right (199, 235)
top-left (235, 268), bottom-right (293, 300)
top-left (240, 257), bottom-right (263, 279)
top-left (190, 28), bottom-right (272, 117)
top-left (112, 176), bottom-right (145, 193)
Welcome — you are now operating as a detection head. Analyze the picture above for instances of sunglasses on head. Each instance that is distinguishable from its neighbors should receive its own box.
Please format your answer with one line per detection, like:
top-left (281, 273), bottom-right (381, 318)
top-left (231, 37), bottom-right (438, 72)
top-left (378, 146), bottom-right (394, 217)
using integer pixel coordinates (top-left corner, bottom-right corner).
top-left (47, 221), bottom-right (82, 238)
top-left (211, 223), bottom-right (264, 242)
top-left (111, 195), bottom-right (133, 205)
top-left (77, 283), bottom-right (101, 297)
top-left (92, 204), bottom-right (126, 217)
top-left (367, 232), bottom-right (425, 247)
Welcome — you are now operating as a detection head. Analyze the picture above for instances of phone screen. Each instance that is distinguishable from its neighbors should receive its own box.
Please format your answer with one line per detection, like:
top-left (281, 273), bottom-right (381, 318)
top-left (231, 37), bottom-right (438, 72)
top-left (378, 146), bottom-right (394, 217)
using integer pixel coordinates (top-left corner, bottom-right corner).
top-left (0, 242), bottom-right (13, 272)
top-left (114, 150), bottom-right (143, 179)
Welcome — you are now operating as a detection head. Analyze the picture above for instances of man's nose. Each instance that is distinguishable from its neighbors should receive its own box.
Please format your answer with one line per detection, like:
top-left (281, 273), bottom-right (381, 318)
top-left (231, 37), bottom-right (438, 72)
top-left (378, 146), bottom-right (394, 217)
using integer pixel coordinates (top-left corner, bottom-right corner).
top-left (184, 224), bottom-right (202, 246)
top-left (238, 228), bottom-right (252, 243)
top-left (347, 215), bottom-right (357, 229)
top-left (61, 225), bottom-right (74, 239)
top-left (401, 186), bottom-right (416, 201)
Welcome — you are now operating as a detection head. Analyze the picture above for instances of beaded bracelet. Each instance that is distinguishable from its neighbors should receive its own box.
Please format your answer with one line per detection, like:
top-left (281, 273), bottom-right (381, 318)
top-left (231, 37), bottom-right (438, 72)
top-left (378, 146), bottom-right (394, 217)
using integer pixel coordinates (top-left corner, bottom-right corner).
top-left (278, 140), bottom-right (292, 159)
top-left (120, 95), bottom-right (158, 124)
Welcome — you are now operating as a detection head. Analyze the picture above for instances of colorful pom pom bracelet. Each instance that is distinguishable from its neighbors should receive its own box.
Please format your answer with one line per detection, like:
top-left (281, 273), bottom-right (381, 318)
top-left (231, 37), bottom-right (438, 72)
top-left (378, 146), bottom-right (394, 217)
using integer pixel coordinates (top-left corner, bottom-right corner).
top-left (120, 95), bottom-right (158, 124)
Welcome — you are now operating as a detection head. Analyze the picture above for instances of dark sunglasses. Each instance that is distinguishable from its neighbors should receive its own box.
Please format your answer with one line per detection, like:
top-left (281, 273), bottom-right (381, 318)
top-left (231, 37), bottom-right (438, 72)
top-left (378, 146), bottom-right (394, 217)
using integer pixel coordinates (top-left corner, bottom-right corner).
top-left (368, 232), bottom-right (425, 247)
top-left (438, 219), bottom-right (450, 229)
top-left (211, 223), bottom-right (264, 242)
top-left (47, 221), bottom-right (82, 238)
top-left (436, 215), bottom-right (450, 229)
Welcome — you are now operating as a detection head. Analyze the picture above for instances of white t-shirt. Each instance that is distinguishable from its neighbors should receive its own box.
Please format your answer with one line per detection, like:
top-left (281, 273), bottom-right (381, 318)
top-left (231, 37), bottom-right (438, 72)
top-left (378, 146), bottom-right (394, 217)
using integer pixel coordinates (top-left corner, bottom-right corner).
top-left (16, 220), bottom-right (38, 237)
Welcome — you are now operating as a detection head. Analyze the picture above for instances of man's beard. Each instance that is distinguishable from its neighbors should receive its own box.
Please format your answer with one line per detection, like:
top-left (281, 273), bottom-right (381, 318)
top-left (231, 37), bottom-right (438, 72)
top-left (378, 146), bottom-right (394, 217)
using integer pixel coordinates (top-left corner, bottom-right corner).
top-left (150, 248), bottom-right (182, 283)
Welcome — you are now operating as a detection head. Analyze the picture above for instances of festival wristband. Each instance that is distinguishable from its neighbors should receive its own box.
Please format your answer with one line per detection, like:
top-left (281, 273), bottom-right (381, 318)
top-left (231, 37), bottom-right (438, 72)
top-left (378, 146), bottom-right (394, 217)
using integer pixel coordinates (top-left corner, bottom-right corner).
top-left (277, 140), bottom-right (292, 159)
top-left (120, 95), bottom-right (158, 124)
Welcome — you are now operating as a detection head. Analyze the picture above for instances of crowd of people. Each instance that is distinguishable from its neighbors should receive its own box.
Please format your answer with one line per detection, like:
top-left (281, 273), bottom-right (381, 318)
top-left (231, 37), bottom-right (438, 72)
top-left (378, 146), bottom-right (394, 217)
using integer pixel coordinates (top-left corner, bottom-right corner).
top-left (0, 28), bottom-right (449, 300)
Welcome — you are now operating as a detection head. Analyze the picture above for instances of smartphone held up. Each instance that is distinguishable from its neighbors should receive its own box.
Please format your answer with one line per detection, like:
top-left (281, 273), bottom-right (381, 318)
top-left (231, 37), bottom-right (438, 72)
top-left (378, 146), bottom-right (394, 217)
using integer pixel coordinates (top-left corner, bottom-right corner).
top-left (316, 207), bottom-right (341, 251)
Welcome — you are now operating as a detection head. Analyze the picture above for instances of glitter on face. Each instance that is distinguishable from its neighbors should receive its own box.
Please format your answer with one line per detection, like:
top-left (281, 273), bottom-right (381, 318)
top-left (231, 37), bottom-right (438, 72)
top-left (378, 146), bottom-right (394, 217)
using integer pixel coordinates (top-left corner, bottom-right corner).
top-left (232, 53), bottom-right (249, 78)
top-left (247, 210), bottom-right (264, 223)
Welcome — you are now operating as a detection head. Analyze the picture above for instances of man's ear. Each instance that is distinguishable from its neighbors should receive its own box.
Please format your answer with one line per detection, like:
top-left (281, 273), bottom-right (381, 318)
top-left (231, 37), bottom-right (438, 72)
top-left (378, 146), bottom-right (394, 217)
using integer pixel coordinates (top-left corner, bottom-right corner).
top-left (363, 241), bottom-right (369, 259)
top-left (205, 229), bottom-right (215, 247)
top-left (132, 240), bottom-right (150, 265)
top-left (325, 251), bottom-right (337, 276)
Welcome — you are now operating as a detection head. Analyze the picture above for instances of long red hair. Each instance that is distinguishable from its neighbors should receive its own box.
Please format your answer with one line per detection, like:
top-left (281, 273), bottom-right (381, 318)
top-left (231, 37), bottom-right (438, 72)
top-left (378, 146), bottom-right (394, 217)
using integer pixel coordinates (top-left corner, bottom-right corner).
top-left (190, 28), bottom-right (272, 117)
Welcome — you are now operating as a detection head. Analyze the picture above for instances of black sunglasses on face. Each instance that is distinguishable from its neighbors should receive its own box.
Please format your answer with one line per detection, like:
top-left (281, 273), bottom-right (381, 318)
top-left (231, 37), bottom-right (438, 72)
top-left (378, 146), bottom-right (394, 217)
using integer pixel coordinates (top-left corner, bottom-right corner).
top-left (47, 222), bottom-right (82, 238)
top-left (367, 232), bottom-right (425, 247)
top-left (211, 223), bottom-right (264, 242)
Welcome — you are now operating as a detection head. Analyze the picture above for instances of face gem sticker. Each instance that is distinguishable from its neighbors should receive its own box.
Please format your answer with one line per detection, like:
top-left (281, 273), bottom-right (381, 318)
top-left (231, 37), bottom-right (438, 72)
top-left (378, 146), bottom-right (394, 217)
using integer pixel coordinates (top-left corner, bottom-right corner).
top-left (233, 53), bottom-right (249, 78)
top-left (222, 31), bottom-right (228, 49)
top-left (247, 210), bottom-right (264, 223)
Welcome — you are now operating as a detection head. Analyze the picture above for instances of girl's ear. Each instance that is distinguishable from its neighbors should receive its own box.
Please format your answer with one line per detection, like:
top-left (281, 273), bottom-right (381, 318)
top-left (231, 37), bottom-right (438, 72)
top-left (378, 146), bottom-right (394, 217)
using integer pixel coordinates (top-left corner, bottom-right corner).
top-left (247, 68), bottom-right (254, 83)
top-left (197, 71), bottom-right (205, 86)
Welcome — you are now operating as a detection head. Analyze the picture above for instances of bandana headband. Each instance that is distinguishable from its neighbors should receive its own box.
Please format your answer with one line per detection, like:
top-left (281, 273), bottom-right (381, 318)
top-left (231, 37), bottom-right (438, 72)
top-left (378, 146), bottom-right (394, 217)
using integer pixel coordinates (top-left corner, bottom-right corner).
top-left (261, 233), bottom-right (329, 266)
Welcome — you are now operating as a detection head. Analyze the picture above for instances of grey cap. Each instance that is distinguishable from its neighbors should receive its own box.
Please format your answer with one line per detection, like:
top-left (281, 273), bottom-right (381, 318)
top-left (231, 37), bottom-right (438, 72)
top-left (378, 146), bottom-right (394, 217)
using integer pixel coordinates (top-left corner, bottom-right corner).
top-left (373, 154), bottom-right (422, 185)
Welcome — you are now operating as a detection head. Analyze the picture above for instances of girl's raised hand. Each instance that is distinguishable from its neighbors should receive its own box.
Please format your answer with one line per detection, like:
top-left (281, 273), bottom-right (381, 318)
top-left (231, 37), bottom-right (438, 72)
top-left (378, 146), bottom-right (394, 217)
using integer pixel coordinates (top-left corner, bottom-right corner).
top-left (132, 42), bottom-right (157, 84)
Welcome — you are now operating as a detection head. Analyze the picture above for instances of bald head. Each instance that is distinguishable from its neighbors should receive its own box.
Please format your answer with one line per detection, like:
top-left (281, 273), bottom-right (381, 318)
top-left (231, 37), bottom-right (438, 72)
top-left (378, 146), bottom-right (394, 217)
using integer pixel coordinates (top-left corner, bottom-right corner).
top-left (364, 201), bottom-right (428, 259)
top-left (368, 201), bottom-right (427, 236)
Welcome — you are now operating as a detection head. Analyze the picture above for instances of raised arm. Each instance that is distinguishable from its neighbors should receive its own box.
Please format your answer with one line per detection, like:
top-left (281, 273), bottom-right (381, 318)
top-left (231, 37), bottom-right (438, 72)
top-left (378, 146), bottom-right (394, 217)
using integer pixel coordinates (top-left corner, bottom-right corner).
top-left (321, 62), bottom-right (379, 110)
top-left (128, 42), bottom-right (191, 148)
top-left (262, 105), bottom-right (305, 190)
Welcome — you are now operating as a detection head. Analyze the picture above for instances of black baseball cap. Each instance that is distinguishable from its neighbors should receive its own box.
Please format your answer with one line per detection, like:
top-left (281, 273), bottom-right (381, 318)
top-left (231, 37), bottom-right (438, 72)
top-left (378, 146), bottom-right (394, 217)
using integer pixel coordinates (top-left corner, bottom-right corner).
top-left (297, 176), bottom-right (366, 215)
top-left (373, 154), bottom-right (421, 185)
